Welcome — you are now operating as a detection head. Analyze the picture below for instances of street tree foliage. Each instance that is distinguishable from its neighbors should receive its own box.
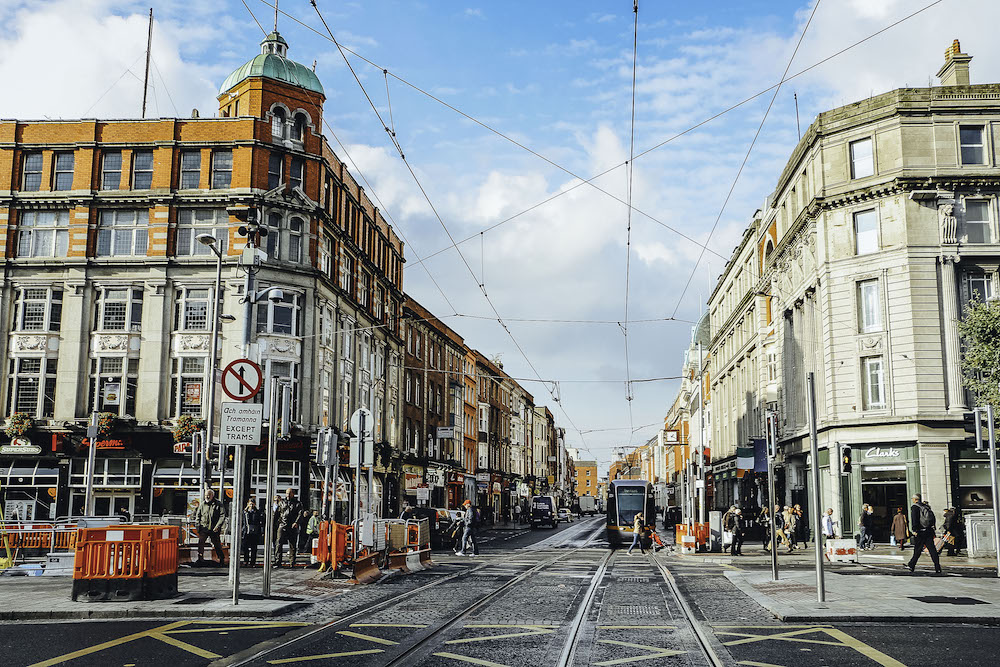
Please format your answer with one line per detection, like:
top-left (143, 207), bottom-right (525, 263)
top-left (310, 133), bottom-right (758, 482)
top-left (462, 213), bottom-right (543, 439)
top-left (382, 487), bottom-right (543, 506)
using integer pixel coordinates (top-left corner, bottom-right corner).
top-left (957, 299), bottom-right (1000, 409)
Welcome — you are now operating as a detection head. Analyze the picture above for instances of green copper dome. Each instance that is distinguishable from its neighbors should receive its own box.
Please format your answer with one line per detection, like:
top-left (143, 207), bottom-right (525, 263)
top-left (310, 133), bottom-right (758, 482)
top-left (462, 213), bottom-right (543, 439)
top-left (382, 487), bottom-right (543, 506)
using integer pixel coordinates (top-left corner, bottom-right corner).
top-left (219, 32), bottom-right (324, 96)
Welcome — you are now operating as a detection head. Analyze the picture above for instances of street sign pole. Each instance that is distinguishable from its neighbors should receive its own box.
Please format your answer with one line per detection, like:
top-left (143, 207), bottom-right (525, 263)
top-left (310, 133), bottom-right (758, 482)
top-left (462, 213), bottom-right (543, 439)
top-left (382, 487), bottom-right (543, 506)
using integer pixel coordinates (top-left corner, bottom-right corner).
top-left (84, 413), bottom-right (99, 516)
top-left (230, 442), bottom-right (244, 601)
top-left (354, 411), bottom-right (365, 561)
top-left (987, 405), bottom-right (1000, 579)
top-left (807, 373), bottom-right (825, 602)
top-left (263, 377), bottom-right (278, 598)
top-left (766, 410), bottom-right (779, 582)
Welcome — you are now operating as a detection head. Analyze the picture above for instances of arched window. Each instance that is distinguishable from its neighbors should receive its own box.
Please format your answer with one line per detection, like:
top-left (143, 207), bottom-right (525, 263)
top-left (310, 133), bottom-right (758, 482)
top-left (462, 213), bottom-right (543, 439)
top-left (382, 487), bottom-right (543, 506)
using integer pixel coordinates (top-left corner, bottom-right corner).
top-left (266, 212), bottom-right (281, 259)
top-left (764, 240), bottom-right (774, 258)
top-left (292, 113), bottom-right (307, 141)
top-left (271, 107), bottom-right (286, 139)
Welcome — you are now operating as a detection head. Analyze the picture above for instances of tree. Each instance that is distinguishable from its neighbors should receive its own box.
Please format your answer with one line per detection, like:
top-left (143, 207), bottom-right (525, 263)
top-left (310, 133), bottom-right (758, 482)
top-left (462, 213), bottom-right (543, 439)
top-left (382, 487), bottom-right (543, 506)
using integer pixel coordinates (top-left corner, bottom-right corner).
top-left (957, 298), bottom-right (1000, 409)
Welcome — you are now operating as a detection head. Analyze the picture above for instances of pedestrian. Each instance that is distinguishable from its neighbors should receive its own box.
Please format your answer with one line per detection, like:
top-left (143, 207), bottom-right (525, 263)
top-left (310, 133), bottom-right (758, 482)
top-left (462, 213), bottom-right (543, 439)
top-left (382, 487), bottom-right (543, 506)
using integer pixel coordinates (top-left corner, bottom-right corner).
top-left (456, 500), bottom-right (479, 556)
top-left (730, 508), bottom-right (745, 556)
top-left (773, 504), bottom-right (790, 551)
top-left (242, 498), bottom-right (263, 567)
top-left (759, 506), bottom-right (772, 550)
top-left (513, 504), bottom-right (521, 525)
top-left (858, 504), bottom-right (874, 550)
top-left (274, 488), bottom-right (303, 567)
top-left (271, 494), bottom-right (282, 550)
top-left (783, 506), bottom-right (798, 551)
top-left (722, 506), bottom-right (736, 551)
top-left (627, 512), bottom-right (646, 555)
top-left (822, 508), bottom-right (836, 542)
top-left (451, 512), bottom-right (466, 554)
top-left (891, 507), bottom-right (909, 551)
top-left (297, 507), bottom-right (312, 554)
top-left (399, 503), bottom-right (414, 521)
top-left (942, 507), bottom-right (960, 556)
top-left (195, 489), bottom-right (226, 565)
top-left (906, 493), bottom-right (942, 574)
top-left (793, 504), bottom-right (806, 546)
top-left (305, 509), bottom-right (321, 554)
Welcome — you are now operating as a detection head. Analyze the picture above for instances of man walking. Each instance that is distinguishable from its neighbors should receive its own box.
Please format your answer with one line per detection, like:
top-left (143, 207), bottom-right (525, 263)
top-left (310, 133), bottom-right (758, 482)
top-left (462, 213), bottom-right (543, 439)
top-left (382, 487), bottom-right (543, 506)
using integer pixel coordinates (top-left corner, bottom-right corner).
top-left (195, 489), bottom-right (226, 565)
top-left (730, 508), bottom-right (745, 556)
top-left (457, 499), bottom-right (479, 556)
top-left (907, 493), bottom-right (942, 574)
top-left (274, 488), bottom-right (303, 567)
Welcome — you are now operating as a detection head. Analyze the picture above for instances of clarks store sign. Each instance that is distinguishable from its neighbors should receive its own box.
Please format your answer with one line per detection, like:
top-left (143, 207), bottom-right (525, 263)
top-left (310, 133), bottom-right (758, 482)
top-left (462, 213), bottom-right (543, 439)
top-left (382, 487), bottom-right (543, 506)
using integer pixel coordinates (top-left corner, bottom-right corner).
top-left (863, 446), bottom-right (901, 460)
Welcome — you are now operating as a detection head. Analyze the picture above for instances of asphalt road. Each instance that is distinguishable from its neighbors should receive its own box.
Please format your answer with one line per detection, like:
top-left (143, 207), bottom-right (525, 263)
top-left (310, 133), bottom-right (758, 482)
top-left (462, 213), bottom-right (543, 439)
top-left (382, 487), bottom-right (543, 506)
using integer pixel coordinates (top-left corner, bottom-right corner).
top-left (3, 517), bottom-right (998, 667)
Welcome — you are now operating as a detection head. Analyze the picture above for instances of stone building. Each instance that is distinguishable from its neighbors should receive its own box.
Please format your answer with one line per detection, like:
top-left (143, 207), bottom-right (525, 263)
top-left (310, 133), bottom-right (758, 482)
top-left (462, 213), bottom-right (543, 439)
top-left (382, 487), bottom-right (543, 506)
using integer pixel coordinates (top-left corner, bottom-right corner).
top-left (0, 31), bottom-right (405, 522)
top-left (710, 41), bottom-right (1000, 540)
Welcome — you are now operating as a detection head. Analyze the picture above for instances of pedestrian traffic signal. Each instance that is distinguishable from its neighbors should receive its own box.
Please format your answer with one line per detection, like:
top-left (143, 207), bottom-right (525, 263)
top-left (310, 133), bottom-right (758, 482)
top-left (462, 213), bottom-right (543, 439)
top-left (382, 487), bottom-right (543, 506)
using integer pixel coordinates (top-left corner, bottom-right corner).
top-left (964, 409), bottom-right (985, 452)
top-left (841, 445), bottom-right (852, 474)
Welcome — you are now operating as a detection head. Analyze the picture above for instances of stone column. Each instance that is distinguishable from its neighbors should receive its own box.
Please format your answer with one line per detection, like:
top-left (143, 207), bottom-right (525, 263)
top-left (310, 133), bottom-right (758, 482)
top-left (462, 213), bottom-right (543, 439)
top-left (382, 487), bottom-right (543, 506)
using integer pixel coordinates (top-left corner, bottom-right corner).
top-left (940, 255), bottom-right (966, 412)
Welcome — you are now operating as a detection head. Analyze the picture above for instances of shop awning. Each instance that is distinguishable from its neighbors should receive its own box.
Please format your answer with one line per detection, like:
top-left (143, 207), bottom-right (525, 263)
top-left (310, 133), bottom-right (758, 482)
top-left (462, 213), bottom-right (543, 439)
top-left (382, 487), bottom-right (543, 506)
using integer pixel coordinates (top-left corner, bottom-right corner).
top-left (153, 459), bottom-right (208, 489)
top-left (0, 461), bottom-right (59, 487)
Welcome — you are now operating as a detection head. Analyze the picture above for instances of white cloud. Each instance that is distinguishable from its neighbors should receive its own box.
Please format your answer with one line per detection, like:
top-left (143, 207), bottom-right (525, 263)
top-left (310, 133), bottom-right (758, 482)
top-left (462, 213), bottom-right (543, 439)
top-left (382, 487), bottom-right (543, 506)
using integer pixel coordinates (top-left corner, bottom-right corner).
top-left (464, 8), bottom-right (483, 18)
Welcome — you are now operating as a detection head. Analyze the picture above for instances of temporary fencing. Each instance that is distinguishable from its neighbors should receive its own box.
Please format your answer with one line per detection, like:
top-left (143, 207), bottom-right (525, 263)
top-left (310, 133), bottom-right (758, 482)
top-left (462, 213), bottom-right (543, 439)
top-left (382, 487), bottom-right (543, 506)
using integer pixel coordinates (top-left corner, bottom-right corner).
top-left (72, 525), bottom-right (179, 602)
top-left (312, 518), bottom-right (432, 583)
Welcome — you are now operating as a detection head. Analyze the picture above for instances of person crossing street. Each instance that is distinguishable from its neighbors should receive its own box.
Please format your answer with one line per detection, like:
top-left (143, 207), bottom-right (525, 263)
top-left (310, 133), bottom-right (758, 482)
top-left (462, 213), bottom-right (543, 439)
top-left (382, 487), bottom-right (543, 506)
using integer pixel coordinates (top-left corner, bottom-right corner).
top-left (906, 494), bottom-right (942, 574)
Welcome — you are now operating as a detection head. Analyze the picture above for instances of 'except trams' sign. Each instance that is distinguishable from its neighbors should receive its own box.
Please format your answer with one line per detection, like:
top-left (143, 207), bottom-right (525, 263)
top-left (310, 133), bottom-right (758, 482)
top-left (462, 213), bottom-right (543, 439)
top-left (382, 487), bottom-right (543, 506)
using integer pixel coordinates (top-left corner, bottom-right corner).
top-left (219, 402), bottom-right (264, 445)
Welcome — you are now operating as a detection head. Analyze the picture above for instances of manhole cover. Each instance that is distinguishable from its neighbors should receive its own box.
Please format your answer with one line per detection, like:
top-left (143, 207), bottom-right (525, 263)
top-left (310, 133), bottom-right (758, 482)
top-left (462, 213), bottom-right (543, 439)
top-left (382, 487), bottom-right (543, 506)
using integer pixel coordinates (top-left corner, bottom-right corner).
top-left (910, 596), bottom-right (989, 605)
top-left (611, 605), bottom-right (662, 616)
top-left (618, 577), bottom-right (650, 583)
top-left (173, 597), bottom-right (212, 605)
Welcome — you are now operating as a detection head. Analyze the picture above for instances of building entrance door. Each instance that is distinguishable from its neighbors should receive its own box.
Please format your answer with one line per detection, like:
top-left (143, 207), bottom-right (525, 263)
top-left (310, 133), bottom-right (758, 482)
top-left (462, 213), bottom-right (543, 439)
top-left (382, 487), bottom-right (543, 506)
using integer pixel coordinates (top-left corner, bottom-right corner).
top-left (861, 466), bottom-right (908, 543)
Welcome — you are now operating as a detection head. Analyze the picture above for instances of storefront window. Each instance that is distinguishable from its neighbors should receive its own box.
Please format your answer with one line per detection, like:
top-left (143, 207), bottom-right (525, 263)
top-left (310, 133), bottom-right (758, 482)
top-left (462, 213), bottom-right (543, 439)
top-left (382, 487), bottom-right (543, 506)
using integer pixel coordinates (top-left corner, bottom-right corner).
top-left (88, 356), bottom-right (139, 416)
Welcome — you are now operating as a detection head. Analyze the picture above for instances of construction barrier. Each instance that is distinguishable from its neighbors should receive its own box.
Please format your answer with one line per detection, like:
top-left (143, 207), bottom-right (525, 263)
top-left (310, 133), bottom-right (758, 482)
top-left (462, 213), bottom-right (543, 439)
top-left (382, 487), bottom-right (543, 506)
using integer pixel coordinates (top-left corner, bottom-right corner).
top-left (1, 524), bottom-right (78, 553)
top-left (825, 538), bottom-right (858, 563)
top-left (675, 523), bottom-right (688, 544)
top-left (72, 525), bottom-right (179, 602)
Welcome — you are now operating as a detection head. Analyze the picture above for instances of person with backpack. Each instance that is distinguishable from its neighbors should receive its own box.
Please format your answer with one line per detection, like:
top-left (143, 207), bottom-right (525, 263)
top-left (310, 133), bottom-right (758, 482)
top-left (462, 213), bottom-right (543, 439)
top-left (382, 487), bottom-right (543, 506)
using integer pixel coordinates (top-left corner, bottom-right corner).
top-left (907, 493), bottom-right (942, 573)
top-left (456, 499), bottom-right (480, 556)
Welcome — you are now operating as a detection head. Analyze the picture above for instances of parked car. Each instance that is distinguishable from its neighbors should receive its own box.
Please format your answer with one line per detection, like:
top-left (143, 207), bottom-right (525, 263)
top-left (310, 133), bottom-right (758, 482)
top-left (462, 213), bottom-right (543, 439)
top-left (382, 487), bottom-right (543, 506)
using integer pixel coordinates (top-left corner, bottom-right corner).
top-left (557, 508), bottom-right (573, 522)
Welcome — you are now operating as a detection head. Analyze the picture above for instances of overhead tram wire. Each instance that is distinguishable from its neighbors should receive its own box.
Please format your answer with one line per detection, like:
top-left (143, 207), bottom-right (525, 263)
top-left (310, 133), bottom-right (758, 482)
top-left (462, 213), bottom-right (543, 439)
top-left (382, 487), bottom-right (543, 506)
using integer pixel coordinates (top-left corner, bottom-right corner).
top-left (622, 0), bottom-right (639, 442)
top-left (669, 0), bottom-right (822, 319)
top-left (258, 0), bottom-right (946, 277)
top-left (307, 0), bottom-right (589, 450)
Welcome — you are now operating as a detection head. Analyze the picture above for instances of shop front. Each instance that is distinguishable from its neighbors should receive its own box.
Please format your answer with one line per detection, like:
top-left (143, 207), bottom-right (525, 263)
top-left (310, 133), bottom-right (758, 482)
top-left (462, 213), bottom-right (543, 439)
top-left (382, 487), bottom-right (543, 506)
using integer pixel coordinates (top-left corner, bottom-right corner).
top-left (848, 443), bottom-right (919, 543)
top-left (447, 471), bottom-right (465, 508)
top-left (0, 459), bottom-right (61, 521)
top-left (426, 465), bottom-right (447, 508)
top-left (950, 443), bottom-right (995, 511)
top-left (402, 463), bottom-right (425, 506)
top-left (151, 458), bottom-right (204, 519)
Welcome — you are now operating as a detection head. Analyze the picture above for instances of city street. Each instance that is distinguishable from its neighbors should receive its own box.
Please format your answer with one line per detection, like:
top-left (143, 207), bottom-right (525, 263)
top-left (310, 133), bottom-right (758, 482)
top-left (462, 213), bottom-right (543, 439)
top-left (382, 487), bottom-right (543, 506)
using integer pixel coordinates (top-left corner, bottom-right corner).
top-left (4, 519), bottom-right (1000, 666)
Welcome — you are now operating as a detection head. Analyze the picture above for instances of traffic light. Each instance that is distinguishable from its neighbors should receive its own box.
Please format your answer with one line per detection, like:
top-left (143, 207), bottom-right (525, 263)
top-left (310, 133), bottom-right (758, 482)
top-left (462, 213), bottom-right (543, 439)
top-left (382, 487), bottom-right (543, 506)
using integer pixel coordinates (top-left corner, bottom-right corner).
top-left (841, 445), bottom-right (852, 474)
top-left (964, 410), bottom-right (985, 452)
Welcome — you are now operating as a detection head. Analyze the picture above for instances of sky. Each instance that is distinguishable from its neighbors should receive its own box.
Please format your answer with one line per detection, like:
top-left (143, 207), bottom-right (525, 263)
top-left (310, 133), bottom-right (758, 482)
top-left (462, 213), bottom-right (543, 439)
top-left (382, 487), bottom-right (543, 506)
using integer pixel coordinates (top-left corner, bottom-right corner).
top-left (1, 0), bottom-right (997, 473)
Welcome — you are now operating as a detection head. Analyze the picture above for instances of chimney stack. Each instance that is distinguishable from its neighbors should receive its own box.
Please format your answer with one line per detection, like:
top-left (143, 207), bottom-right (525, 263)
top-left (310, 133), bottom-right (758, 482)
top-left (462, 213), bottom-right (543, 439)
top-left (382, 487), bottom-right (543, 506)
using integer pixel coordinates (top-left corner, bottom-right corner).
top-left (936, 39), bottom-right (972, 86)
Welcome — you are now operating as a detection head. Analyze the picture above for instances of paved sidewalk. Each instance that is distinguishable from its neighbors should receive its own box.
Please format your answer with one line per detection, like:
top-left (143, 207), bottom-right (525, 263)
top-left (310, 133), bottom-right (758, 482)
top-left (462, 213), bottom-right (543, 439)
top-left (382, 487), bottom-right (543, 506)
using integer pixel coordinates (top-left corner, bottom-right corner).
top-left (725, 566), bottom-right (1000, 623)
top-left (0, 564), bottom-right (344, 620)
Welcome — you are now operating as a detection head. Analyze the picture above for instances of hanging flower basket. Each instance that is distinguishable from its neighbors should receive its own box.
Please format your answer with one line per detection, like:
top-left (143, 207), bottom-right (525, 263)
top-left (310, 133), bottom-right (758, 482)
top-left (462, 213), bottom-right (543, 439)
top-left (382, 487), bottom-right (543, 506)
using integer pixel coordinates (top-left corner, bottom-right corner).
top-left (172, 415), bottom-right (205, 443)
top-left (4, 413), bottom-right (35, 439)
top-left (96, 412), bottom-right (118, 439)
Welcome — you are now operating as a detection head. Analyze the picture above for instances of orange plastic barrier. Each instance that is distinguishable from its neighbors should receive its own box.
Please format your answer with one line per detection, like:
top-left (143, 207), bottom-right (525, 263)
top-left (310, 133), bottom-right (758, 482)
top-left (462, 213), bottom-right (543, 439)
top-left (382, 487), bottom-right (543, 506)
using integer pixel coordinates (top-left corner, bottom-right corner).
top-left (72, 525), bottom-right (178, 602)
top-left (674, 523), bottom-right (688, 544)
top-left (3, 525), bottom-right (78, 552)
top-left (314, 522), bottom-right (353, 572)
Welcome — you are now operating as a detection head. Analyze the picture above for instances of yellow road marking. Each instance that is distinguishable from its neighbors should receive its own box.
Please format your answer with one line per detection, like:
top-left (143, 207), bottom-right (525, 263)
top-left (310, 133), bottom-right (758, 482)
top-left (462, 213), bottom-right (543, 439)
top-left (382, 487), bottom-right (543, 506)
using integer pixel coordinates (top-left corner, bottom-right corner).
top-left (349, 623), bottom-right (429, 628)
top-left (823, 627), bottom-right (908, 667)
top-left (28, 621), bottom-right (189, 667)
top-left (712, 625), bottom-right (833, 629)
top-left (593, 639), bottom-right (686, 665)
top-left (268, 649), bottom-right (384, 664)
top-left (336, 630), bottom-right (398, 645)
top-left (147, 631), bottom-right (221, 659)
top-left (739, 661), bottom-right (786, 667)
top-left (718, 627), bottom-right (844, 647)
top-left (446, 625), bottom-right (556, 644)
top-left (433, 652), bottom-right (511, 666)
top-left (598, 625), bottom-right (677, 630)
top-left (717, 626), bottom-right (908, 667)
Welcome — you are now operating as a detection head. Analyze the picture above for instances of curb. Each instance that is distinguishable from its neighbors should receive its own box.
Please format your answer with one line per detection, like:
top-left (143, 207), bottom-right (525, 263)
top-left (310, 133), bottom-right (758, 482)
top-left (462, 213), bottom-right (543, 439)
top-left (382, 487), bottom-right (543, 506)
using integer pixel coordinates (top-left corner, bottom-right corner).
top-left (0, 600), bottom-right (310, 621)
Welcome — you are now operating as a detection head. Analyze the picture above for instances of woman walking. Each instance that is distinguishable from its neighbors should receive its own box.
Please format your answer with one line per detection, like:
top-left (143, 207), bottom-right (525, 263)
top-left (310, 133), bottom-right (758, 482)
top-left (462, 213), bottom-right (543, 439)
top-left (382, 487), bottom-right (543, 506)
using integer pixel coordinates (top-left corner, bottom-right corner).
top-left (627, 512), bottom-right (646, 555)
top-left (891, 506), bottom-right (909, 551)
top-left (242, 498), bottom-right (264, 567)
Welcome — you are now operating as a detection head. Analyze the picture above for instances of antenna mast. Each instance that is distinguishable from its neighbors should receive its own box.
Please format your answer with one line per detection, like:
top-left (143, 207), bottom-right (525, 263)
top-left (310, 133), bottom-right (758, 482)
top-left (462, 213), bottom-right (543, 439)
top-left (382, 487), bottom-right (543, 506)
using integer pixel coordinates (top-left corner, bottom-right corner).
top-left (141, 8), bottom-right (153, 118)
top-left (274, 0), bottom-right (279, 31)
